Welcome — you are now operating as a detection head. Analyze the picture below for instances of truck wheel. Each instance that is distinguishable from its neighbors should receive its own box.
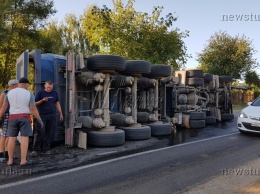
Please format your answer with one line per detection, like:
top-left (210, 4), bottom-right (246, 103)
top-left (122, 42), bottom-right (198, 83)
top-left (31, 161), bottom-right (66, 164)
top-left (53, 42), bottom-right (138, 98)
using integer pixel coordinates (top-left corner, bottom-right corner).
top-left (186, 78), bottom-right (204, 86)
top-left (87, 55), bottom-right (126, 72)
top-left (206, 110), bottom-right (215, 116)
top-left (205, 116), bottom-right (216, 125)
top-left (87, 129), bottom-right (125, 147)
top-left (147, 122), bottom-right (172, 136)
top-left (137, 112), bottom-right (149, 124)
top-left (146, 64), bottom-right (172, 78)
top-left (189, 112), bottom-right (206, 120)
top-left (110, 113), bottom-right (126, 127)
top-left (219, 76), bottom-right (232, 83)
top-left (186, 70), bottom-right (204, 78)
top-left (122, 60), bottom-right (151, 75)
top-left (204, 73), bottom-right (213, 82)
top-left (120, 125), bottom-right (151, 140)
top-left (221, 113), bottom-right (234, 121)
top-left (189, 120), bottom-right (205, 129)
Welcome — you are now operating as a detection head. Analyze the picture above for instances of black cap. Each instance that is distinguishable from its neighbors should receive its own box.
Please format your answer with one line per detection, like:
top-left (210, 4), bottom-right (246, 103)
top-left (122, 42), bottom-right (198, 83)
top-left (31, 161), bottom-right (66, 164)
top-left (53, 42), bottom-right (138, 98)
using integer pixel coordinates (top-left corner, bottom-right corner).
top-left (19, 77), bottom-right (30, 84)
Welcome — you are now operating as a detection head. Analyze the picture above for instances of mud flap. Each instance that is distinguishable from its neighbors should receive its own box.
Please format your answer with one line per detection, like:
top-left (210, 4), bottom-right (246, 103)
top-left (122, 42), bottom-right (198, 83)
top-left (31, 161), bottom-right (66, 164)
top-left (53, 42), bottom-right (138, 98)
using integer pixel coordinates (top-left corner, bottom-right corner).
top-left (184, 114), bottom-right (190, 128)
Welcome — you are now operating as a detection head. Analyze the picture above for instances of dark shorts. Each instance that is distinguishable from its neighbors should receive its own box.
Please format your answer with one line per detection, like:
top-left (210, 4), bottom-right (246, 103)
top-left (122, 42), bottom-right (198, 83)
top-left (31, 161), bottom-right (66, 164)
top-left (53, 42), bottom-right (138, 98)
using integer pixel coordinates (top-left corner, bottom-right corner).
top-left (7, 118), bottom-right (33, 137)
top-left (0, 113), bottom-right (9, 137)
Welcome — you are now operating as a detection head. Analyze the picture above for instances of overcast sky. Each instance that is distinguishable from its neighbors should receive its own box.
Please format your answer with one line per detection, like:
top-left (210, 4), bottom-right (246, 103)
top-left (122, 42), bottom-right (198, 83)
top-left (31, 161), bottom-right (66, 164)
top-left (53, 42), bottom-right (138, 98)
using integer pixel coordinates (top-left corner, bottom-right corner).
top-left (52, 0), bottom-right (260, 69)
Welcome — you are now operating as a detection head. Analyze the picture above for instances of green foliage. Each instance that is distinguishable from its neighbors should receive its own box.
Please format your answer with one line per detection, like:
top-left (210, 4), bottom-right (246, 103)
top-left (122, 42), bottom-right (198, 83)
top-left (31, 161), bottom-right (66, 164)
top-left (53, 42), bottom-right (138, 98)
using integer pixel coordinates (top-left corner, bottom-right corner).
top-left (254, 90), bottom-right (260, 99)
top-left (197, 31), bottom-right (259, 80)
top-left (37, 20), bottom-right (64, 54)
top-left (82, 0), bottom-right (190, 70)
top-left (0, 0), bottom-right (56, 89)
top-left (245, 70), bottom-right (260, 87)
top-left (245, 84), bottom-right (260, 99)
top-left (38, 14), bottom-right (99, 56)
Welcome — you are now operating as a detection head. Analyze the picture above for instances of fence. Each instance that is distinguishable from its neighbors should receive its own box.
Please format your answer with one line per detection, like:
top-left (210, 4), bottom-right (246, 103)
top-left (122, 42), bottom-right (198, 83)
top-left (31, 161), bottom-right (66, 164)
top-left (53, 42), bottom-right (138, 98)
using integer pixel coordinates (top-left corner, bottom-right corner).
top-left (231, 90), bottom-right (254, 104)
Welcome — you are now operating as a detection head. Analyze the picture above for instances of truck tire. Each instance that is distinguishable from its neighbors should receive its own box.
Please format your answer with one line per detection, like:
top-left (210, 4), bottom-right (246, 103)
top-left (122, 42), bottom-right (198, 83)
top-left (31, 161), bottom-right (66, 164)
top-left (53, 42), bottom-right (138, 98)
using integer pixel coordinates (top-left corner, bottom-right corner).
top-left (204, 73), bottom-right (214, 82)
top-left (146, 64), bottom-right (172, 78)
top-left (137, 112), bottom-right (149, 124)
top-left (219, 76), bottom-right (232, 83)
top-left (87, 129), bottom-right (125, 147)
top-left (87, 55), bottom-right (126, 72)
top-left (189, 120), bottom-right (205, 129)
top-left (137, 77), bottom-right (150, 88)
top-left (110, 113), bottom-right (126, 127)
top-left (122, 60), bottom-right (151, 75)
top-left (120, 125), bottom-right (151, 140)
top-left (147, 122), bottom-right (172, 136)
top-left (205, 116), bottom-right (216, 125)
top-left (221, 113), bottom-right (234, 121)
top-left (189, 112), bottom-right (206, 120)
top-left (186, 78), bottom-right (204, 86)
top-left (186, 70), bottom-right (204, 78)
top-left (206, 110), bottom-right (215, 116)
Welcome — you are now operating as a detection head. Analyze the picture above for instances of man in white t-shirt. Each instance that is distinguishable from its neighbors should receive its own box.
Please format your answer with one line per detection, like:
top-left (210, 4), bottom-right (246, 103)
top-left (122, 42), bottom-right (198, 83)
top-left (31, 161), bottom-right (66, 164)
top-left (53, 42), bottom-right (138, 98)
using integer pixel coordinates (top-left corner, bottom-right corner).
top-left (0, 77), bottom-right (43, 166)
top-left (0, 79), bottom-right (18, 162)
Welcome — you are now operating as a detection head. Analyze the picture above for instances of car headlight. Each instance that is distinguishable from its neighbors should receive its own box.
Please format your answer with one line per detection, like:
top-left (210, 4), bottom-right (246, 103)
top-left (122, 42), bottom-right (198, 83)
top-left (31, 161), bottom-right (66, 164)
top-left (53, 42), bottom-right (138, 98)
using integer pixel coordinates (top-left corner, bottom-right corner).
top-left (239, 111), bottom-right (248, 118)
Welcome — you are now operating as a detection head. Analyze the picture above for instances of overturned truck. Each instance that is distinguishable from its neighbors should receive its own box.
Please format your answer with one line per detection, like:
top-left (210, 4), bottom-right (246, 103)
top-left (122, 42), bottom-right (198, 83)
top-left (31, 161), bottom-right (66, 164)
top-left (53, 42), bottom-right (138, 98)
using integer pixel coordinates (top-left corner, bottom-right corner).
top-left (16, 49), bottom-right (234, 148)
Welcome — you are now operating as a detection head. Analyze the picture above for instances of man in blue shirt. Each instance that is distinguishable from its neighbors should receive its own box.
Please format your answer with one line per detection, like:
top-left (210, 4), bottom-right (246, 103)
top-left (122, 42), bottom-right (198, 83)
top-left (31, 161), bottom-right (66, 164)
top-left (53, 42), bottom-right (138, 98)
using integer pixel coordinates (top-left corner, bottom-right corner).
top-left (31, 81), bottom-right (63, 157)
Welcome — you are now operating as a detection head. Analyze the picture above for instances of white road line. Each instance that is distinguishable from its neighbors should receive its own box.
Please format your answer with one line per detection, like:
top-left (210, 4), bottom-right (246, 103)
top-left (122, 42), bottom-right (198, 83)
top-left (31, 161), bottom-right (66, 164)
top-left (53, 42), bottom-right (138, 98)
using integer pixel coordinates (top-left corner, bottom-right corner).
top-left (0, 131), bottom-right (240, 189)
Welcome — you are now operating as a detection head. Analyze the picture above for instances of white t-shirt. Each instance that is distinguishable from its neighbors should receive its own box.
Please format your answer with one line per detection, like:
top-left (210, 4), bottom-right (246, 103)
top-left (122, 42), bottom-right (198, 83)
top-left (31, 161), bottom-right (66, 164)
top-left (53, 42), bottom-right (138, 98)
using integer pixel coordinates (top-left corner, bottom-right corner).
top-left (5, 87), bottom-right (35, 114)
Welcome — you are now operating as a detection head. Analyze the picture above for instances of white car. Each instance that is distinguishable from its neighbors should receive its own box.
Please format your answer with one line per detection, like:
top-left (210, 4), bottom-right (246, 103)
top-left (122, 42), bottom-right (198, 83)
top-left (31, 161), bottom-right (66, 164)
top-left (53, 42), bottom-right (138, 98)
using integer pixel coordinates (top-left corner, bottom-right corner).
top-left (238, 97), bottom-right (260, 134)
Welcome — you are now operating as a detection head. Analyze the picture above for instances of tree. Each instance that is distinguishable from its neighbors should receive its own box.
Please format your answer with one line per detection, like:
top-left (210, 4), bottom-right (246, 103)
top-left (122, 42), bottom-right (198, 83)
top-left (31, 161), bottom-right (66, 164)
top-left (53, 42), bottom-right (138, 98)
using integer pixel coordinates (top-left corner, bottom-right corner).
top-left (197, 31), bottom-right (259, 80)
top-left (245, 71), bottom-right (260, 87)
top-left (82, 0), bottom-right (189, 70)
top-left (59, 14), bottom-right (99, 56)
top-left (39, 14), bottom-right (99, 56)
top-left (0, 0), bottom-right (56, 89)
top-left (38, 20), bottom-right (64, 54)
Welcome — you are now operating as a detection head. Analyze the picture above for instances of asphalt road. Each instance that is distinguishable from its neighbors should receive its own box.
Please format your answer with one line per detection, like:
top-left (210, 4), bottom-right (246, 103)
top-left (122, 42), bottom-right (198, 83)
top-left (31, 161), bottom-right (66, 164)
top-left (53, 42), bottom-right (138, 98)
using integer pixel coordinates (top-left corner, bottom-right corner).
top-left (1, 110), bottom-right (260, 193)
top-left (1, 114), bottom-right (260, 194)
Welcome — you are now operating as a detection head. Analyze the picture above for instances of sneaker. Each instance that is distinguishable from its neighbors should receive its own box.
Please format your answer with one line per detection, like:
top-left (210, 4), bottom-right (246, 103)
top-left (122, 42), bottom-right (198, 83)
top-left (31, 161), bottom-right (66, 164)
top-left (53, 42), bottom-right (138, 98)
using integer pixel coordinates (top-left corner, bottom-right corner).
top-left (30, 151), bottom-right (38, 158)
top-left (20, 160), bottom-right (33, 167)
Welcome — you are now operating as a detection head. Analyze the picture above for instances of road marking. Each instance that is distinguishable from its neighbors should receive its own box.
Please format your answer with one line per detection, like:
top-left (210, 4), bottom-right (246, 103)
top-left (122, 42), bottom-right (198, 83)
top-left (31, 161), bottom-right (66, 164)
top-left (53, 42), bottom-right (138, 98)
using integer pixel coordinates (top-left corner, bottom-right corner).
top-left (0, 132), bottom-right (240, 189)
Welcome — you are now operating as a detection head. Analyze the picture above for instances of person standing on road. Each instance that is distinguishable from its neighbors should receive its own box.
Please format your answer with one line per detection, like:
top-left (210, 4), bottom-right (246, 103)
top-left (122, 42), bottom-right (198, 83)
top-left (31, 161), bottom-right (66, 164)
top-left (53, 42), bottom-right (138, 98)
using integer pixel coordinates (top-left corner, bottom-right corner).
top-left (31, 81), bottom-right (63, 157)
top-left (0, 79), bottom-right (19, 162)
top-left (0, 77), bottom-right (43, 166)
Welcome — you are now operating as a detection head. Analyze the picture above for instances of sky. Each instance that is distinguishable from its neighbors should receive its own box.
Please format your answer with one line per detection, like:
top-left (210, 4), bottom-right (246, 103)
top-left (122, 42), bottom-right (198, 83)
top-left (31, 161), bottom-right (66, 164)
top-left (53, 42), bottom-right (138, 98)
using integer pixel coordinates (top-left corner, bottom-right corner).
top-left (52, 0), bottom-right (260, 69)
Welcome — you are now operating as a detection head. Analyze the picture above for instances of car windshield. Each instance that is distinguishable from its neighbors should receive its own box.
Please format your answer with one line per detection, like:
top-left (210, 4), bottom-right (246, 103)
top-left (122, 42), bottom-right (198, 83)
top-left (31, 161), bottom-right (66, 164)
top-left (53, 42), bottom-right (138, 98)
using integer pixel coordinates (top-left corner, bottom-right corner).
top-left (251, 97), bottom-right (260, 106)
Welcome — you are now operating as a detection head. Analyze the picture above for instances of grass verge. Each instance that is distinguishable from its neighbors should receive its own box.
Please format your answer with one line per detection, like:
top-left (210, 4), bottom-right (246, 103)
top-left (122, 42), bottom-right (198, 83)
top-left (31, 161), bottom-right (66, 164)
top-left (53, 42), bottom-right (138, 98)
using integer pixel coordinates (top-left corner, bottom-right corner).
top-left (233, 102), bottom-right (248, 111)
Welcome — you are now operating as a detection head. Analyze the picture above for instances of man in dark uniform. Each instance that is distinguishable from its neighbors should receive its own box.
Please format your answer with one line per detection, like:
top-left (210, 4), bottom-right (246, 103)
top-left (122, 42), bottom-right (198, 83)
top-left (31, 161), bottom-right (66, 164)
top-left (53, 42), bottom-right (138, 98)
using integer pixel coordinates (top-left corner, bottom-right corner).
top-left (31, 81), bottom-right (63, 157)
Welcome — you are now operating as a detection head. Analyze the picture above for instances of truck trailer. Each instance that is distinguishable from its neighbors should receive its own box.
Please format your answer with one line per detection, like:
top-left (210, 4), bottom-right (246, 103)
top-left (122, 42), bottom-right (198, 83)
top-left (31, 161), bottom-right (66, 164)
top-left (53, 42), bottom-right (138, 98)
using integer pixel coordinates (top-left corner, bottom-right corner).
top-left (16, 49), bottom-right (234, 148)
